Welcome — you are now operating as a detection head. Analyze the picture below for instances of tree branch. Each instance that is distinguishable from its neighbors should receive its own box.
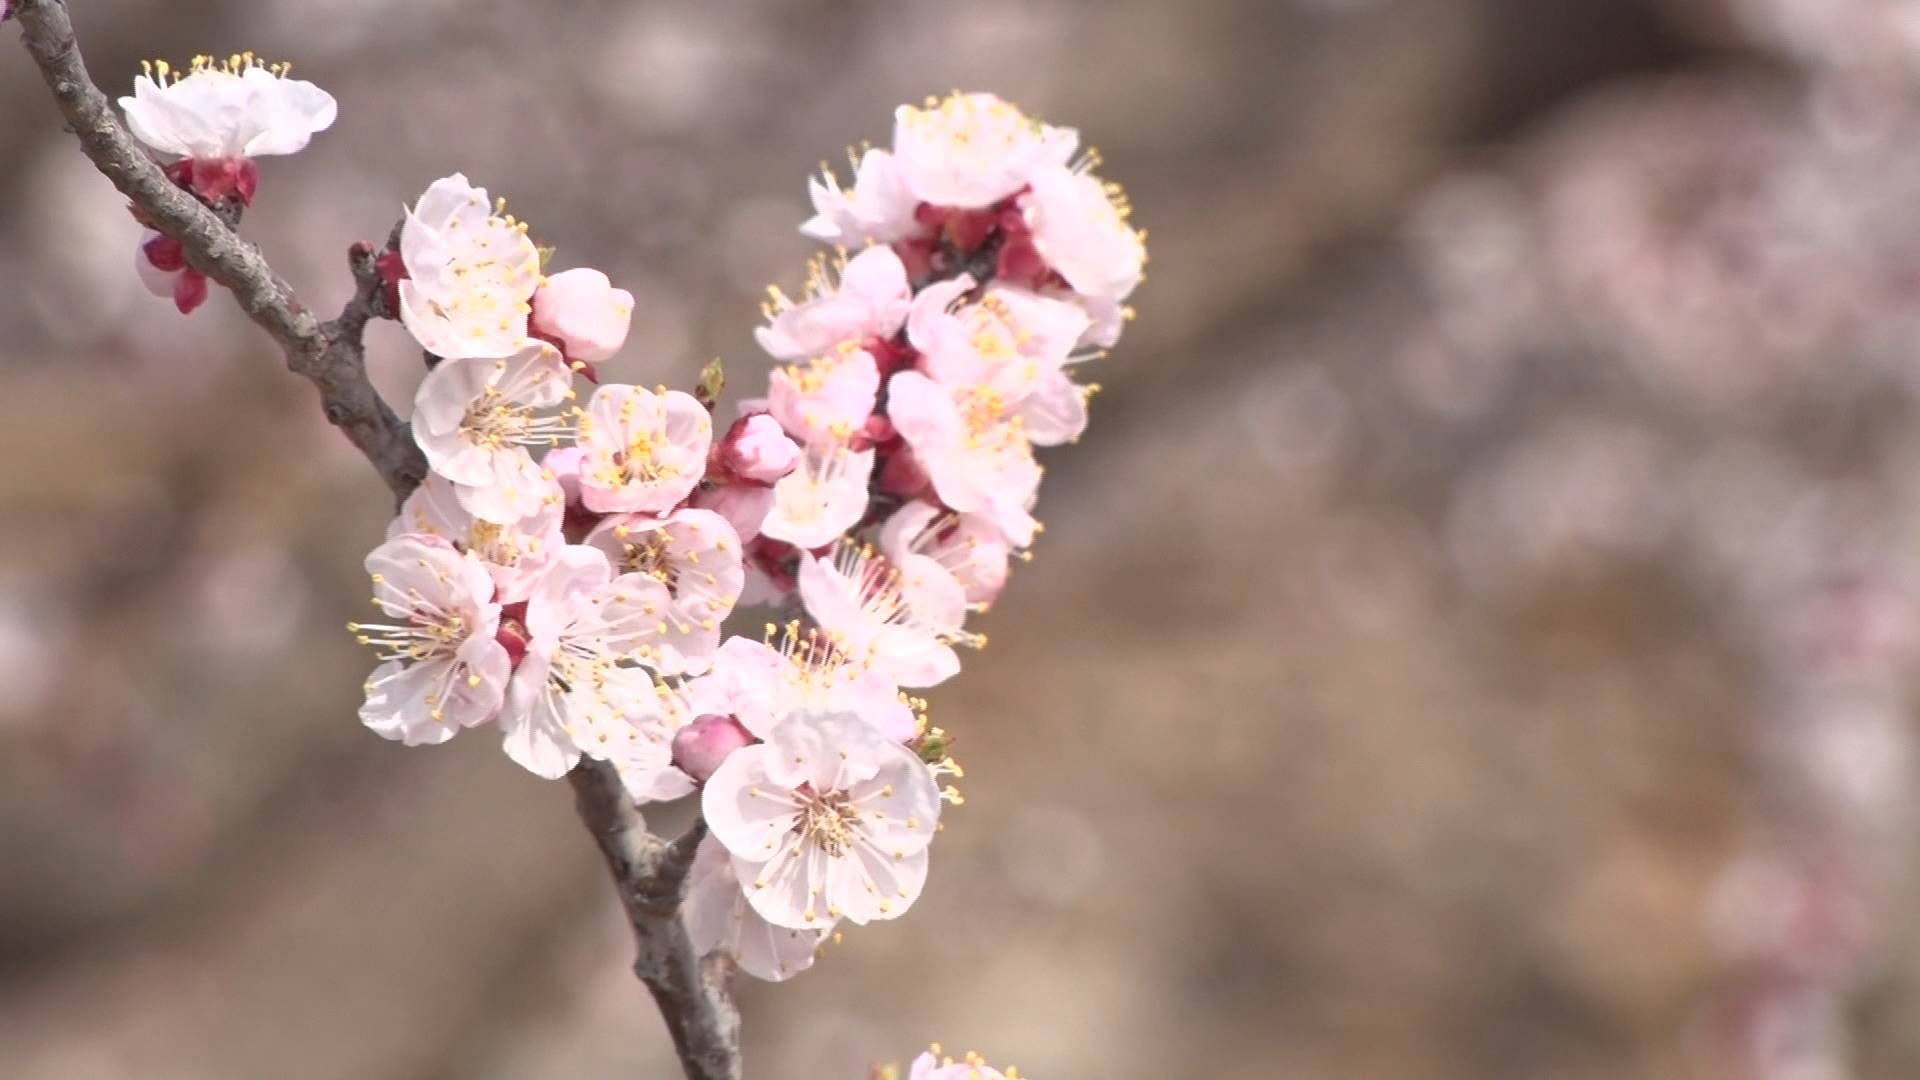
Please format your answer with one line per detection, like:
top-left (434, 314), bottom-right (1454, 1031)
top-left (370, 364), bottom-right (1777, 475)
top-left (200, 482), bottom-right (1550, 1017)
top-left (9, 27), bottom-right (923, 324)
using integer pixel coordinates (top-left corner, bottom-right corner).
top-left (12, 0), bottom-right (423, 499)
top-left (569, 763), bottom-right (742, 1080)
top-left (14, 3), bottom-right (737, 1075)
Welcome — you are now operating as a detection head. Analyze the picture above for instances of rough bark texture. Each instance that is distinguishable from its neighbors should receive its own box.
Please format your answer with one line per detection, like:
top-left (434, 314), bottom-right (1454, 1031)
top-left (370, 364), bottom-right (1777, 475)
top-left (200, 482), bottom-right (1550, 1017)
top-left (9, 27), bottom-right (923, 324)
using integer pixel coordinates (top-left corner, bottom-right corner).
top-left (11, 2), bottom-right (736, 1075)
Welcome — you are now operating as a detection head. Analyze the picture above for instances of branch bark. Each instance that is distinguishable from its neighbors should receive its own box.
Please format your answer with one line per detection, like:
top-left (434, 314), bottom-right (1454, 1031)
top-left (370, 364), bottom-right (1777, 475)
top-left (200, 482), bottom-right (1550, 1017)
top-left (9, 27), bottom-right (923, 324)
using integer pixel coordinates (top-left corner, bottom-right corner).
top-left (13, 3), bottom-right (738, 1075)
top-left (569, 763), bottom-right (743, 1079)
top-left (12, 0), bottom-right (422, 499)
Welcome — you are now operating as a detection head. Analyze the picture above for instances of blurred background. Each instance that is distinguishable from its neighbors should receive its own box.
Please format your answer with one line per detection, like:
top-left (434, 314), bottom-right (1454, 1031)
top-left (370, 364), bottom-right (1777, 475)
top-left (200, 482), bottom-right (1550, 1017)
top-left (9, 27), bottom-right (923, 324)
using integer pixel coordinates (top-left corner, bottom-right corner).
top-left (8, 0), bottom-right (1920, 1077)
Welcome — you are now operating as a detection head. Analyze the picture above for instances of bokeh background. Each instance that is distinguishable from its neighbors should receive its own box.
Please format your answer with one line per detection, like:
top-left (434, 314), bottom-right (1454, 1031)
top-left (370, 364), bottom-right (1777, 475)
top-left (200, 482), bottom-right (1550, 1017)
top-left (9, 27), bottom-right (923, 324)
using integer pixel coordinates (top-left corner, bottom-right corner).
top-left (8, 1), bottom-right (1920, 1077)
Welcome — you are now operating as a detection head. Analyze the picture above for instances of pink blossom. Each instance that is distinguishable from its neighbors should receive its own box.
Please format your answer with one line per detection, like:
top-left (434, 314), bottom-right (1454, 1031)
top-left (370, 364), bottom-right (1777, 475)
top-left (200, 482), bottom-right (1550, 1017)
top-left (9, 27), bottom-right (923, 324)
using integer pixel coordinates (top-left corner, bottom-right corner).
top-left (767, 345), bottom-right (881, 447)
top-left (908, 1049), bottom-right (1021, 1080)
top-left (691, 482), bottom-right (776, 544)
top-left (798, 546), bottom-right (970, 689)
top-left (800, 147), bottom-right (918, 246)
top-left (499, 545), bottom-right (681, 780)
top-left (388, 472), bottom-right (564, 604)
top-left (682, 633), bottom-right (915, 742)
top-left (719, 414), bottom-right (802, 484)
top-left (755, 246), bottom-right (912, 361)
top-left (758, 445), bottom-right (876, 550)
top-left (684, 832), bottom-right (828, 982)
top-left (397, 173), bottom-right (543, 360)
top-left (906, 278), bottom-right (1093, 444)
top-left (352, 537), bottom-right (510, 747)
top-left (892, 92), bottom-right (1077, 209)
top-left (879, 500), bottom-right (1013, 608)
top-left (884, 371), bottom-right (1042, 546)
top-left (575, 384), bottom-right (713, 514)
top-left (1022, 162), bottom-right (1146, 303)
top-left (410, 347), bottom-right (574, 524)
top-left (702, 709), bottom-right (942, 928)
top-left (583, 508), bottom-right (744, 675)
top-left (531, 267), bottom-right (634, 369)
top-left (908, 278), bottom-right (1087, 393)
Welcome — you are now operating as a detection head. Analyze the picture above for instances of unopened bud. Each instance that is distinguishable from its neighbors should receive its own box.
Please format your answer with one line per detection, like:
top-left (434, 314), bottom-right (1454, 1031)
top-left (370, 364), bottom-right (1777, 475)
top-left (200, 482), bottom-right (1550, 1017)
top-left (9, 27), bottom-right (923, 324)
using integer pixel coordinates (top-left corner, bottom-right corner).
top-left (671, 714), bottom-right (755, 783)
top-left (879, 445), bottom-right (930, 499)
top-left (142, 233), bottom-right (187, 273)
top-left (172, 269), bottom-right (210, 315)
top-left (530, 267), bottom-right (633, 367)
top-left (720, 414), bottom-right (801, 484)
top-left (494, 608), bottom-right (532, 670)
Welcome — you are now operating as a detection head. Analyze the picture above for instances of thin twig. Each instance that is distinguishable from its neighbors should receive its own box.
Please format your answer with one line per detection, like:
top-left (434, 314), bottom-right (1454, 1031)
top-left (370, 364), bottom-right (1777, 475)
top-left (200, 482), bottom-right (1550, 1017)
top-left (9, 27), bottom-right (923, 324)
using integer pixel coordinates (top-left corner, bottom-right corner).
top-left (13, 3), bottom-right (738, 1075)
top-left (13, 0), bottom-right (422, 499)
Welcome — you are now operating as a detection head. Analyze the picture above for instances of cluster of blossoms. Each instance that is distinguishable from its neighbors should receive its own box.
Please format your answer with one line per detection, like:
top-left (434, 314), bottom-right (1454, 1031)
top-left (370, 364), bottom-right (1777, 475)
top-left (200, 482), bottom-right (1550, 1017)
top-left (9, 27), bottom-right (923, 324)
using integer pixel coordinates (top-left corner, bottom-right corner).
top-left (119, 54), bottom-right (337, 313)
top-left (119, 68), bottom-right (1142, 987)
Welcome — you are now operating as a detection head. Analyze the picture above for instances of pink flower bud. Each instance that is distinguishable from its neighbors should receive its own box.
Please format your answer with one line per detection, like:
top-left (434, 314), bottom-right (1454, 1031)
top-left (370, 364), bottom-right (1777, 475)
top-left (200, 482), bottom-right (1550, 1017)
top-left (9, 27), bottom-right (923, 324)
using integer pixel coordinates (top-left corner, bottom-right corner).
top-left (142, 234), bottom-right (187, 273)
top-left (671, 714), bottom-right (755, 783)
top-left (879, 445), bottom-right (931, 499)
top-left (530, 268), bottom-right (634, 368)
top-left (721, 414), bottom-right (801, 484)
top-left (173, 269), bottom-right (210, 315)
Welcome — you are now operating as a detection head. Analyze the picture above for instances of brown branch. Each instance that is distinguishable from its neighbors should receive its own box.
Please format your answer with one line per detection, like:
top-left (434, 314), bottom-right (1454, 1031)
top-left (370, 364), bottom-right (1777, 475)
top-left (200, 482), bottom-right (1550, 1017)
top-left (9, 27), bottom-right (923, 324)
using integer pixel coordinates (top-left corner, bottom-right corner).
top-left (569, 763), bottom-right (742, 1080)
top-left (12, 0), bottom-right (423, 500)
top-left (14, 2), bottom-right (739, 1075)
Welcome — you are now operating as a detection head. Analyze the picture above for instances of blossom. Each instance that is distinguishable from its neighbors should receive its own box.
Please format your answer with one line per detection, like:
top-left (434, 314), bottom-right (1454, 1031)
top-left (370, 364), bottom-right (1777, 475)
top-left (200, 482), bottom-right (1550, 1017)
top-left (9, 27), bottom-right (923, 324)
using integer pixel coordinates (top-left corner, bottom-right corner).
top-left (756, 246), bottom-right (912, 361)
top-left (410, 347), bottom-right (574, 524)
top-left (683, 632), bottom-right (915, 742)
top-left (397, 174), bottom-right (544, 360)
top-left (135, 230), bottom-right (210, 315)
top-left (758, 444), bottom-right (876, 550)
top-left (718, 413), bottom-right (802, 485)
top-left (879, 500), bottom-right (1013, 608)
top-left (120, 54), bottom-right (336, 161)
top-left (691, 482), bottom-right (776, 544)
top-left (1021, 163), bottom-right (1146, 303)
top-left (798, 546), bottom-right (968, 689)
top-left (531, 267), bottom-right (634, 370)
top-left (702, 709), bottom-right (942, 928)
top-left (892, 92), bottom-right (1077, 209)
top-left (767, 345), bottom-right (881, 447)
top-left (685, 833), bottom-right (828, 982)
top-left (575, 384), bottom-right (713, 514)
top-left (885, 371), bottom-right (1042, 546)
top-left (387, 472), bottom-right (563, 604)
top-left (352, 537), bottom-right (511, 747)
top-left (908, 1048), bottom-right (1023, 1080)
top-left (498, 545), bottom-right (681, 780)
top-left (800, 148), bottom-right (918, 246)
top-left (905, 277), bottom-right (1093, 445)
top-left (583, 508), bottom-right (743, 674)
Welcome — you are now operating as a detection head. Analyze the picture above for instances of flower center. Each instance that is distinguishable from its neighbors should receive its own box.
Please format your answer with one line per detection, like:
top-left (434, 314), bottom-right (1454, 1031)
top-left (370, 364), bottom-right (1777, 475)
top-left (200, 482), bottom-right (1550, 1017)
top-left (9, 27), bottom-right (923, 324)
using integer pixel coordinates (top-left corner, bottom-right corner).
top-left (798, 787), bottom-right (860, 858)
top-left (349, 574), bottom-right (467, 662)
top-left (459, 388), bottom-right (568, 451)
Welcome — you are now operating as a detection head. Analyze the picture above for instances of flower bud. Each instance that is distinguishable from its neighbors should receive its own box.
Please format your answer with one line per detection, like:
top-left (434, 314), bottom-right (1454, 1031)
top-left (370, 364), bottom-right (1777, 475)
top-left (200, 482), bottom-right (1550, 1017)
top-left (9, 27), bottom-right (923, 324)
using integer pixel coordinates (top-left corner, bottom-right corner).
top-left (530, 267), bottom-right (634, 368)
top-left (172, 269), bottom-right (210, 315)
top-left (671, 714), bottom-right (755, 783)
top-left (879, 445), bottom-right (930, 499)
top-left (720, 414), bottom-right (800, 484)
